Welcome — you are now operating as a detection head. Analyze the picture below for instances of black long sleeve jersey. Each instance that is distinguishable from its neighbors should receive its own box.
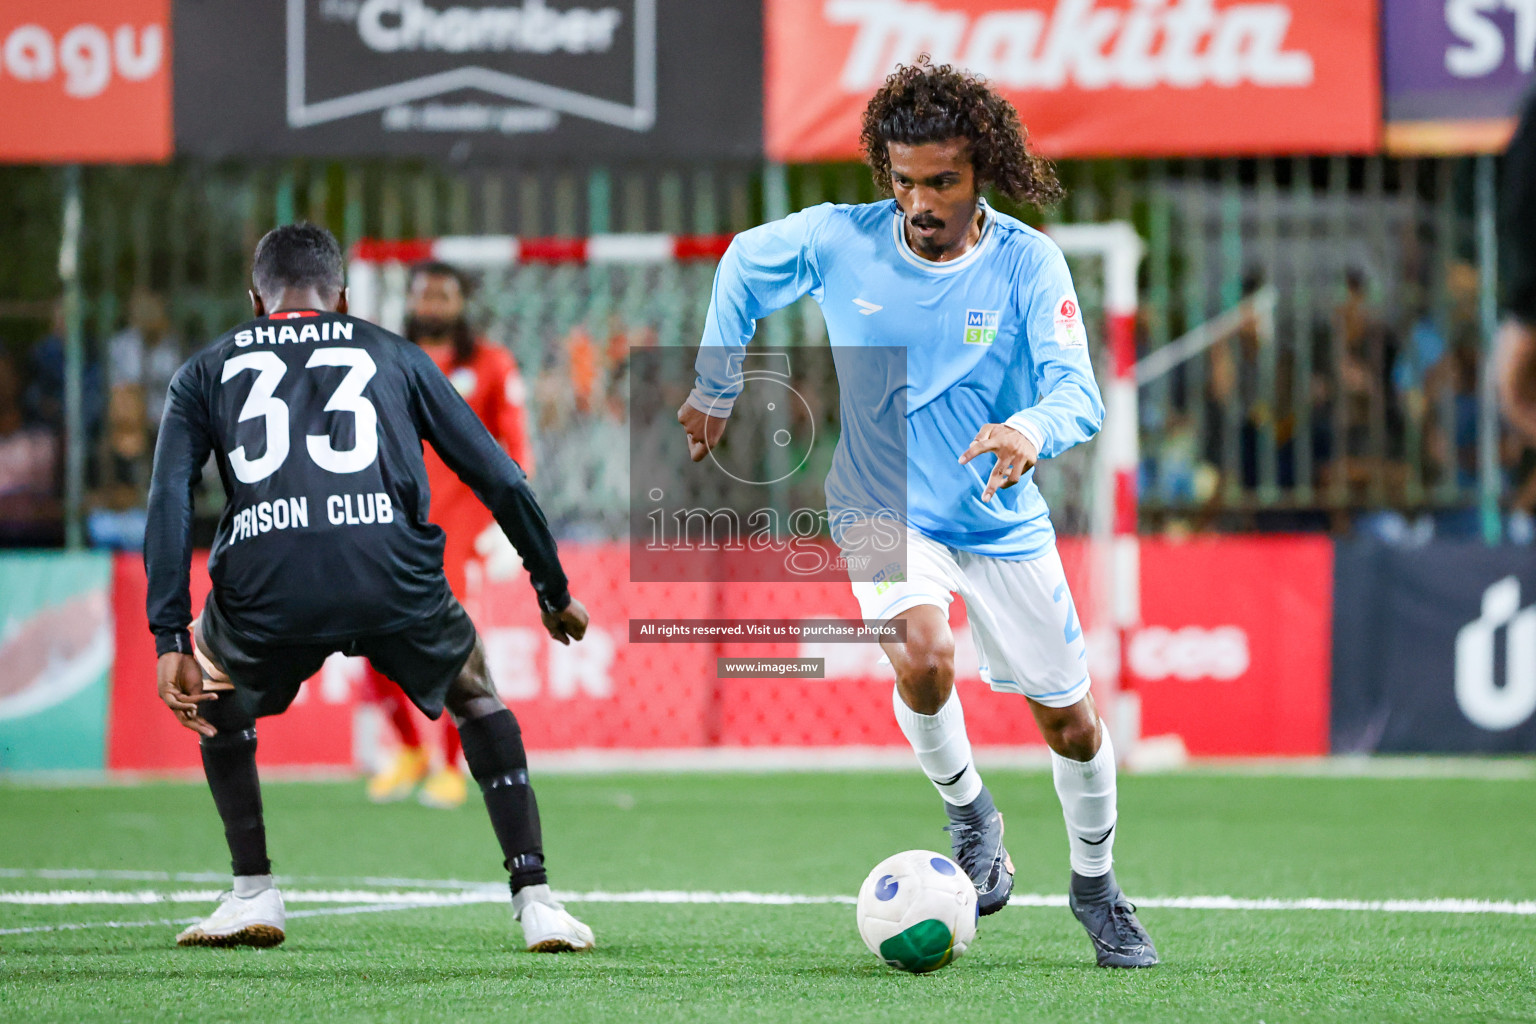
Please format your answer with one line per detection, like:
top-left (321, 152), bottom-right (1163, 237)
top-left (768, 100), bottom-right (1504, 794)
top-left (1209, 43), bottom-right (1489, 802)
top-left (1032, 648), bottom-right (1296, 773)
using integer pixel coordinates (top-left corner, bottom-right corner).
top-left (1505, 90), bottom-right (1536, 325)
top-left (145, 309), bottom-right (569, 657)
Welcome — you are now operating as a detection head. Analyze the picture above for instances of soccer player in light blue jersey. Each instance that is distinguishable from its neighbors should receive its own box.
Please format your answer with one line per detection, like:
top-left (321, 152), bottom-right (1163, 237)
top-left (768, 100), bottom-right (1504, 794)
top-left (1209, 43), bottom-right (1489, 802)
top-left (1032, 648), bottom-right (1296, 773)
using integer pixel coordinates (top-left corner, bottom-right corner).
top-left (678, 59), bottom-right (1157, 968)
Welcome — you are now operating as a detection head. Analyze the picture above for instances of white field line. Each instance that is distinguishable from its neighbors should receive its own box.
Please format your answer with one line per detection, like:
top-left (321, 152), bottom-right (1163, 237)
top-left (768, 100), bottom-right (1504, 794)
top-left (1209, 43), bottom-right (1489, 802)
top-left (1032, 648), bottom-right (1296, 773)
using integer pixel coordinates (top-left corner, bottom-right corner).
top-left (0, 868), bottom-right (495, 890)
top-left (5, 753), bottom-right (1531, 784)
top-left (4, 887), bottom-right (1535, 916)
top-left (0, 900), bottom-right (468, 937)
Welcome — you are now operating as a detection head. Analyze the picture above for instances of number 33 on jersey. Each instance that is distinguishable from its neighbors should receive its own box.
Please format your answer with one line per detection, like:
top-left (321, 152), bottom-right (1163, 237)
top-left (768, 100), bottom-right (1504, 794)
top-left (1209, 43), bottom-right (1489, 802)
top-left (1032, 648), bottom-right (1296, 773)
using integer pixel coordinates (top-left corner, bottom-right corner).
top-left (146, 308), bottom-right (546, 643)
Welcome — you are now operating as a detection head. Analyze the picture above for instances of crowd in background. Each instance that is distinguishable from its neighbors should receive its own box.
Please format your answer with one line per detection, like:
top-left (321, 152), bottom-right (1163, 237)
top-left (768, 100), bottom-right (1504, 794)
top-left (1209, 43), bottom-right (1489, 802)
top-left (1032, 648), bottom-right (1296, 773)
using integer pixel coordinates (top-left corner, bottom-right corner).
top-left (1140, 258), bottom-right (1529, 538)
top-left (3, 255), bottom-right (1534, 547)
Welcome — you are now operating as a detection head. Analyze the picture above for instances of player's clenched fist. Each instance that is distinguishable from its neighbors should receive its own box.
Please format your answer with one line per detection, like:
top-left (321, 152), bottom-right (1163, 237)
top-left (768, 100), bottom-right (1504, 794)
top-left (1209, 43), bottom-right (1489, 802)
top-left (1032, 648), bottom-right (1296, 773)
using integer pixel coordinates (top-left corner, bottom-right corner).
top-left (157, 651), bottom-right (219, 737)
top-left (676, 402), bottom-right (728, 462)
top-left (958, 424), bottom-right (1039, 503)
top-left (542, 597), bottom-right (590, 645)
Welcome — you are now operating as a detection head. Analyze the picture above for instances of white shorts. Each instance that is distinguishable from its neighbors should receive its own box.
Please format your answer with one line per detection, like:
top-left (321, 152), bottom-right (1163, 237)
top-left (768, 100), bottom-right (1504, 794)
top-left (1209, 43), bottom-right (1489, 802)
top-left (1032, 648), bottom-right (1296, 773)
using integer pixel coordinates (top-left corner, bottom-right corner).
top-left (850, 530), bottom-right (1090, 708)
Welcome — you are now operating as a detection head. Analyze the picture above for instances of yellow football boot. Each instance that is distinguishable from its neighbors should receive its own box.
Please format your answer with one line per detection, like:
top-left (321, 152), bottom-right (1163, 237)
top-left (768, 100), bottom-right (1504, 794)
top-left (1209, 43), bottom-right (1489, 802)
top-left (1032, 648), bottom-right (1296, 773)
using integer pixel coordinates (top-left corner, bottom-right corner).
top-left (418, 765), bottom-right (468, 809)
top-left (367, 746), bottom-right (429, 803)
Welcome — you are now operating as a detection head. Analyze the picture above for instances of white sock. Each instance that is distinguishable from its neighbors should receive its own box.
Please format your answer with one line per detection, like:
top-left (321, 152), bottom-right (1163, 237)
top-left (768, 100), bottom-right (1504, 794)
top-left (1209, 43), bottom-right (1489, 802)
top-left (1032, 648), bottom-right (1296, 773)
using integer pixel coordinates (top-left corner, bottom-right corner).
top-left (893, 686), bottom-right (984, 806)
top-left (1051, 729), bottom-right (1118, 876)
top-left (513, 883), bottom-right (557, 917)
top-left (233, 874), bottom-right (273, 898)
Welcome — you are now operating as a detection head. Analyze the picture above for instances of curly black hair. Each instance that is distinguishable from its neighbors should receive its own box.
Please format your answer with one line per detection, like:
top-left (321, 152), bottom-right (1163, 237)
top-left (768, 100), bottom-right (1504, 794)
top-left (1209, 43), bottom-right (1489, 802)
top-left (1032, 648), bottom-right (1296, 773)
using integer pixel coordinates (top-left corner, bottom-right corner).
top-left (861, 56), bottom-right (1063, 209)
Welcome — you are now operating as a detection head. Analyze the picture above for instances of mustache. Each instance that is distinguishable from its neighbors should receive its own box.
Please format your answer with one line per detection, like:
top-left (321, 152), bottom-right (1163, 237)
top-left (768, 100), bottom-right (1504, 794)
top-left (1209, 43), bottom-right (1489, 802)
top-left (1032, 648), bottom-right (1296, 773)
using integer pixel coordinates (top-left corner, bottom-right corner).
top-left (405, 314), bottom-right (465, 340)
top-left (909, 214), bottom-right (944, 230)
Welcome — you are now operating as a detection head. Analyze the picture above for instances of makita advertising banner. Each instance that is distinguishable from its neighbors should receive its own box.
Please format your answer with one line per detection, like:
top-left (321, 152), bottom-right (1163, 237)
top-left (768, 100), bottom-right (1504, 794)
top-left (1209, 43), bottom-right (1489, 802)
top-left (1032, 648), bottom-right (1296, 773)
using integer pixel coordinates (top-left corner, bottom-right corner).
top-left (172, 0), bottom-right (762, 161)
top-left (765, 0), bottom-right (1381, 160)
top-left (0, 0), bottom-right (172, 163)
top-left (1333, 542), bottom-right (1536, 754)
top-left (1383, 0), bottom-right (1535, 154)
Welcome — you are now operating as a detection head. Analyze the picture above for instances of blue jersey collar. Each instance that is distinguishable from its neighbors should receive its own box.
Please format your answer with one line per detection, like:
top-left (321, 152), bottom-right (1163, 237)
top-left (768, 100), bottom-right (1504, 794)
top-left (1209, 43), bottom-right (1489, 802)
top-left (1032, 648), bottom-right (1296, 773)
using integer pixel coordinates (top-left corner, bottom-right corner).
top-left (891, 198), bottom-right (995, 275)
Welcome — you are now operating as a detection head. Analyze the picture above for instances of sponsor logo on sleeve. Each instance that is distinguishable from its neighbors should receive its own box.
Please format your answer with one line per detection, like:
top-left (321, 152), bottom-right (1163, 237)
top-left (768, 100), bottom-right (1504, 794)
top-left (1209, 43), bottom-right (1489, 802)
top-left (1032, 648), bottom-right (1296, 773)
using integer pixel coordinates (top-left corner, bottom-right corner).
top-left (1053, 295), bottom-right (1086, 349)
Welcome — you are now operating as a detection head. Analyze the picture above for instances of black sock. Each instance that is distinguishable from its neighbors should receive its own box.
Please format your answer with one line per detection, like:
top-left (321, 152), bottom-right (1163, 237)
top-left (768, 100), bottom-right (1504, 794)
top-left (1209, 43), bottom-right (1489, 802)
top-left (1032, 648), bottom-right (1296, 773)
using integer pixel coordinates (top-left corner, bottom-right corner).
top-left (1071, 867), bottom-right (1119, 904)
top-left (458, 709), bottom-right (547, 892)
top-left (199, 696), bottom-right (270, 877)
top-left (945, 783), bottom-right (996, 825)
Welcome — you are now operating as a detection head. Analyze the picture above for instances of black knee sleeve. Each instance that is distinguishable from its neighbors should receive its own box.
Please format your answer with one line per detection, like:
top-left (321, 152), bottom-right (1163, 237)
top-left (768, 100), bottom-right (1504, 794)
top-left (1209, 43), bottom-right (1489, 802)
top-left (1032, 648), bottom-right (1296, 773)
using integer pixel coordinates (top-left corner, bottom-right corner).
top-left (458, 709), bottom-right (546, 890)
top-left (198, 694), bottom-right (269, 877)
top-left (201, 690), bottom-right (256, 737)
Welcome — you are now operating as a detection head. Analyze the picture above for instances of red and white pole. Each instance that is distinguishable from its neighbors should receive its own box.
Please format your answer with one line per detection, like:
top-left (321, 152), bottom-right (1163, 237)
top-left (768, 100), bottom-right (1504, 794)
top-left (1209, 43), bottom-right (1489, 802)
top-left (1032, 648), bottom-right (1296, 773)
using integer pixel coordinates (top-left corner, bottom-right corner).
top-left (1047, 222), bottom-right (1144, 758)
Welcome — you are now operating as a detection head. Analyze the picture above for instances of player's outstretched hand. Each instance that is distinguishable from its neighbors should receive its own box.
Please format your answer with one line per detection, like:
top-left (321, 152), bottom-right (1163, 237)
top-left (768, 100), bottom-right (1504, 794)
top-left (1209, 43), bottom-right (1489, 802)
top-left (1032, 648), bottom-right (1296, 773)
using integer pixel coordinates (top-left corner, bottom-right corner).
top-left (677, 401), bottom-right (728, 462)
top-left (542, 597), bottom-right (590, 645)
top-left (959, 424), bottom-right (1040, 502)
top-left (157, 652), bottom-right (218, 737)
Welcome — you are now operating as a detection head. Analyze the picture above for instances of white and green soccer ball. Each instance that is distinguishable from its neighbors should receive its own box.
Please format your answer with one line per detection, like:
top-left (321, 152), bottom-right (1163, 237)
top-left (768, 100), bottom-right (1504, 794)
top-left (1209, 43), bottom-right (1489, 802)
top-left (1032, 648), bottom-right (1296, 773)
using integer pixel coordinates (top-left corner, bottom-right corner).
top-left (856, 849), bottom-right (978, 973)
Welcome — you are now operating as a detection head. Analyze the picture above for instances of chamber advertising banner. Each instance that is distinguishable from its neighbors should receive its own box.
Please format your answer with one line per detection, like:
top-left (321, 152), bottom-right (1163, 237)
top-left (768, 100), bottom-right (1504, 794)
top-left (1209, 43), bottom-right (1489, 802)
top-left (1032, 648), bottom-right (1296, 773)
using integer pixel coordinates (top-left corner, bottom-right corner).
top-left (0, 552), bottom-right (114, 771)
top-left (173, 0), bottom-right (763, 161)
top-left (1384, 0), bottom-right (1536, 153)
top-left (0, 0), bottom-right (172, 163)
top-left (1333, 541), bottom-right (1536, 753)
top-left (765, 0), bottom-right (1381, 160)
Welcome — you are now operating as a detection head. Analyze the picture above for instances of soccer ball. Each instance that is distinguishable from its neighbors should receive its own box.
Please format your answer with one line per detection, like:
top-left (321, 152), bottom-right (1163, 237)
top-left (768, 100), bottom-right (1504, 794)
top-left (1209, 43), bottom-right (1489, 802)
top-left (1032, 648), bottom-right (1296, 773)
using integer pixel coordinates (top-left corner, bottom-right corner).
top-left (855, 850), bottom-right (978, 973)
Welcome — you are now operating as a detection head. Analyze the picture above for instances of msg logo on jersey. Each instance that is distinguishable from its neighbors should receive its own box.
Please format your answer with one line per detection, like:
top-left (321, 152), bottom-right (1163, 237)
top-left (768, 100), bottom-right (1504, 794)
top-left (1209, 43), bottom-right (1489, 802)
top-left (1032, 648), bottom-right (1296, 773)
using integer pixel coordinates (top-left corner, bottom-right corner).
top-left (964, 309), bottom-right (1000, 345)
top-left (872, 560), bottom-right (907, 596)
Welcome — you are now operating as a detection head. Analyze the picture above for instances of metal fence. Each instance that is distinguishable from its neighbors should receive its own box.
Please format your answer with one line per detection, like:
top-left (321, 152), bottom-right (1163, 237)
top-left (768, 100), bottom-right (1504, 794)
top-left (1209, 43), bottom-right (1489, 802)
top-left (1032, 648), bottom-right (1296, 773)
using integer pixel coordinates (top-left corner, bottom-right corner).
top-left (0, 154), bottom-right (1517, 546)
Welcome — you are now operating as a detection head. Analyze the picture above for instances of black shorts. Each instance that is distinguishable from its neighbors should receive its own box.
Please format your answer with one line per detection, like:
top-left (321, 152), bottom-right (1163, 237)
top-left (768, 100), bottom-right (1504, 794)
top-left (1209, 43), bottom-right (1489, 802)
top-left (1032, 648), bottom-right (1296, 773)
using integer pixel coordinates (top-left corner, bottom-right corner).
top-left (195, 589), bottom-right (478, 720)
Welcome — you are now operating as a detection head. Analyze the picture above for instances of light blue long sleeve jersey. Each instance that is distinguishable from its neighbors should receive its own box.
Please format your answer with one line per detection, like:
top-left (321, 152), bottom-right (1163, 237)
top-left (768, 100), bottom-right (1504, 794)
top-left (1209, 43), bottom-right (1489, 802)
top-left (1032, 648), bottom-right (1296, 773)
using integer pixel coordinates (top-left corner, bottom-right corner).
top-left (691, 198), bottom-right (1105, 560)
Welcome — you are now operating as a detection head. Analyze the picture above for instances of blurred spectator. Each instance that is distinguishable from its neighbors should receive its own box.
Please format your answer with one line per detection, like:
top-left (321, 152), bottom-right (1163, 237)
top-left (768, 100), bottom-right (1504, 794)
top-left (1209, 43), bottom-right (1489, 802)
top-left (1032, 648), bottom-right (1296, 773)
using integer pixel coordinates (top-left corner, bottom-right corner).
top-left (98, 291), bottom-right (181, 509)
top-left (0, 351), bottom-right (60, 536)
top-left (533, 316), bottom-right (636, 538)
top-left (1422, 262), bottom-right (1484, 491)
top-left (106, 291), bottom-right (182, 425)
top-left (1204, 272), bottom-right (1296, 496)
top-left (23, 302), bottom-right (103, 440)
top-left (1317, 268), bottom-right (1408, 500)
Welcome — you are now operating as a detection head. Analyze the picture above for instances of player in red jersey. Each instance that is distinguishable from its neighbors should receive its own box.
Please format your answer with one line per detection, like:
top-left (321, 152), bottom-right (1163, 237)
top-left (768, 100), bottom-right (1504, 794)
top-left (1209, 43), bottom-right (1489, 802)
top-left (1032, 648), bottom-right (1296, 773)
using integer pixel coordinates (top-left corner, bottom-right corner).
top-left (366, 261), bottom-right (535, 808)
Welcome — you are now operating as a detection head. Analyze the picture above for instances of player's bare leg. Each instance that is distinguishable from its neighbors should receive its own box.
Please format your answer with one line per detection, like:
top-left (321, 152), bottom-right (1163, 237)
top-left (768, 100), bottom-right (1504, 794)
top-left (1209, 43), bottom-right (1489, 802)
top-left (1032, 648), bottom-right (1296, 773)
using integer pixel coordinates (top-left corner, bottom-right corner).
top-left (175, 628), bottom-right (285, 949)
top-left (444, 639), bottom-right (593, 952)
top-left (884, 604), bottom-right (1014, 915)
top-left (1031, 694), bottom-right (1157, 967)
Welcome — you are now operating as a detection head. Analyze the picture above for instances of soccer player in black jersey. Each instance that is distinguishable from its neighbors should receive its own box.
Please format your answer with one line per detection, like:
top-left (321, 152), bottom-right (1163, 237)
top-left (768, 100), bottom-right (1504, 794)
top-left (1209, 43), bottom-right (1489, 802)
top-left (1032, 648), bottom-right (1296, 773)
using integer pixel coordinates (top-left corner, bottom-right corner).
top-left (1499, 90), bottom-right (1536, 444)
top-left (145, 223), bottom-right (594, 952)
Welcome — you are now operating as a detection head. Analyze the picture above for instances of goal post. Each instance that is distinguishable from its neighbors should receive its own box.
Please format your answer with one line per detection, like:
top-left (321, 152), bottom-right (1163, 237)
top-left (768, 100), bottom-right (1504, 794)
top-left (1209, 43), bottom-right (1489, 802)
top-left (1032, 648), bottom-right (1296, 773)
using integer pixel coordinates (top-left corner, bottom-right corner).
top-left (1044, 221), bottom-right (1147, 763)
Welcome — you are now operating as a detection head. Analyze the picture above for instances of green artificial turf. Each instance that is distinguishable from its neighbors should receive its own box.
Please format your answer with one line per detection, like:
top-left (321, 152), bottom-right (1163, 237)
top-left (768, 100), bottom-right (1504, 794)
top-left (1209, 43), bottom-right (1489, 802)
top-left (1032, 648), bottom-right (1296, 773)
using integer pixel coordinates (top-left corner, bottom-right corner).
top-left (2, 769), bottom-right (1533, 1023)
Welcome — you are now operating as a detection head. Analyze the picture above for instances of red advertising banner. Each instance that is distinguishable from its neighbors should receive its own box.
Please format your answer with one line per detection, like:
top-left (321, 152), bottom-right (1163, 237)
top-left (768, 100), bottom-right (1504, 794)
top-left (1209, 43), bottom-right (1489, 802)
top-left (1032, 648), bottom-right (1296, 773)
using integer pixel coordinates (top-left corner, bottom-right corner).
top-left (1130, 536), bottom-right (1333, 756)
top-left (108, 553), bottom-right (355, 772)
top-left (0, 0), bottom-right (172, 164)
top-left (104, 536), bottom-right (1330, 767)
top-left (473, 547), bottom-right (718, 749)
top-left (765, 0), bottom-right (1380, 161)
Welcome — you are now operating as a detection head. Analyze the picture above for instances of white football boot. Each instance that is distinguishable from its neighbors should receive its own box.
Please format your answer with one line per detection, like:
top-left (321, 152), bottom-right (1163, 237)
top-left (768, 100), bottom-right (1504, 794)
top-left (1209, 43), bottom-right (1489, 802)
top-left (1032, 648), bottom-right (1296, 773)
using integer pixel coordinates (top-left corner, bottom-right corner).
top-left (176, 885), bottom-right (286, 948)
top-left (513, 885), bottom-right (594, 952)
